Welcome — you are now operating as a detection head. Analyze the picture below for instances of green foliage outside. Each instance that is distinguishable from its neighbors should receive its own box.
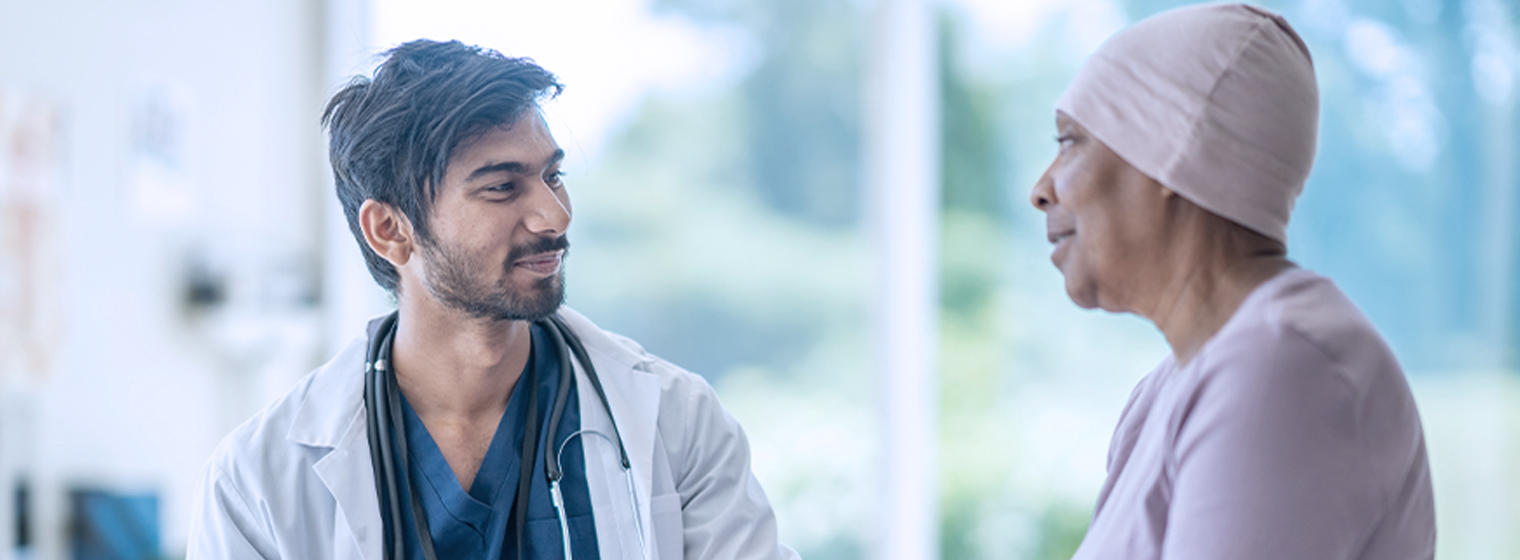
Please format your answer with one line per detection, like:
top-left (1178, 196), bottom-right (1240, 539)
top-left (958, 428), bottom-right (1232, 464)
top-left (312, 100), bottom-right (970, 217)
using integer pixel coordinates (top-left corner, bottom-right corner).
top-left (570, 0), bottom-right (1520, 557)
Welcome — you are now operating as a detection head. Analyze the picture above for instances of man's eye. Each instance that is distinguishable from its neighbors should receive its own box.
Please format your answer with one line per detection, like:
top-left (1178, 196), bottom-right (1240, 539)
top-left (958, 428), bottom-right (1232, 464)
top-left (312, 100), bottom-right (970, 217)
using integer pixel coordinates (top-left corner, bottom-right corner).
top-left (1055, 134), bottom-right (1076, 145)
top-left (488, 182), bottom-right (516, 193)
top-left (546, 170), bottom-right (566, 187)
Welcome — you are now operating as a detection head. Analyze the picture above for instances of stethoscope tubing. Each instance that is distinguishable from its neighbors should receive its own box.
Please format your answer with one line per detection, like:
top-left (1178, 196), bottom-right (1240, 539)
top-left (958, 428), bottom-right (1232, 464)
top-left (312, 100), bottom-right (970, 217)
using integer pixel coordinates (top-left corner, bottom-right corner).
top-left (365, 310), bottom-right (636, 560)
top-left (365, 312), bottom-right (439, 560)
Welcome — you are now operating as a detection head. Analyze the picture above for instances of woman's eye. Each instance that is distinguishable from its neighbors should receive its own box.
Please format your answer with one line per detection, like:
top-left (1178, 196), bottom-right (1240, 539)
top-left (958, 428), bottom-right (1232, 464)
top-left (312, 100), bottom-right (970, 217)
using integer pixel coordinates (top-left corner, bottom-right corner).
top-left (1055, 134), bottom-right (1079, 154)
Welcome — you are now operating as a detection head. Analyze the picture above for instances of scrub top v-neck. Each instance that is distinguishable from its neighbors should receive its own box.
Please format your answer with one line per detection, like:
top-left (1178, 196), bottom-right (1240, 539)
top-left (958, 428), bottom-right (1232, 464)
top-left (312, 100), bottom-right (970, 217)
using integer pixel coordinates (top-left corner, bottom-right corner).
top-left (383, 322), bottom-right (601, 559)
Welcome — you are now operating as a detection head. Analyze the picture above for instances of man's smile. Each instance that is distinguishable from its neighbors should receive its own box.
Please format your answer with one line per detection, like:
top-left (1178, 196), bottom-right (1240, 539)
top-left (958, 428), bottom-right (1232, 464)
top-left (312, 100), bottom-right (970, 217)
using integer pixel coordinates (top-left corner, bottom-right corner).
top-left (513, 249), bottom-right (563, 276)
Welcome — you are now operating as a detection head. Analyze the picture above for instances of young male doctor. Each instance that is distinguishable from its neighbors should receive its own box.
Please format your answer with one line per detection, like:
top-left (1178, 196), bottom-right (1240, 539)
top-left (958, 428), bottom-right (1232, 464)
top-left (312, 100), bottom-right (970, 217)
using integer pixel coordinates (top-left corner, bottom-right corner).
top-left (188, 40), bottom-right (798, 560)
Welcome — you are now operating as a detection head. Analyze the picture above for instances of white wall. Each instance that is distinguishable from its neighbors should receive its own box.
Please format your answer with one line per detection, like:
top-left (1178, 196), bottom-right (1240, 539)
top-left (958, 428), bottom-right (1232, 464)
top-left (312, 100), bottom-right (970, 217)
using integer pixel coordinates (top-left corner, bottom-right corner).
top-left (0, 0), bottom-right (327, 557)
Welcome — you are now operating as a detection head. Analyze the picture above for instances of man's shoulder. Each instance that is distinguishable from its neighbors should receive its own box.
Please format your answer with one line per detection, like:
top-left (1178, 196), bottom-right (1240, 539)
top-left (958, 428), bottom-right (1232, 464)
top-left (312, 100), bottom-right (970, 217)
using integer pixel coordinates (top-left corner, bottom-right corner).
top-left (561, 307), bottom-right (714, 391)
top-left (205, 332), bottom-right (369, 482)
top-left (205, 369), bottom-right (320, 483)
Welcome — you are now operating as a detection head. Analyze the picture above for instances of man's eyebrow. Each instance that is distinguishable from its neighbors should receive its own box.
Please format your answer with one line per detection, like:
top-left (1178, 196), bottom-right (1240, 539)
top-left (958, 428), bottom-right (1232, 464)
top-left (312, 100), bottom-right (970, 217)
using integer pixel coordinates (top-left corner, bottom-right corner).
top-left (465, 149), bottom-right (566, 182)
top-left (466, 161), bottom-right (526, 181)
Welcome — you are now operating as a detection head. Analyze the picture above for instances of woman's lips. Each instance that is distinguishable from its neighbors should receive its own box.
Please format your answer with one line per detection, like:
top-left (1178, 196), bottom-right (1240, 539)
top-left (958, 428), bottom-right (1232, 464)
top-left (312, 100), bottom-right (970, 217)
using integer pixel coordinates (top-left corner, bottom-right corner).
top-left (1050, 232), bottom-right (1074, 267)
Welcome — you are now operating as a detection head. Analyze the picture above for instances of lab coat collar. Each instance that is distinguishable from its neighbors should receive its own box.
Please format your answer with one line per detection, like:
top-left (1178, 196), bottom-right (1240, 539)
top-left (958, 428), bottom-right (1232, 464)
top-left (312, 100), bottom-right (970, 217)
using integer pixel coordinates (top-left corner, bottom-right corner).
top-left (555, 306), bottom-right (653, 377)
top-left (285, 326), bottom-right (371, 449)
top-left (284, 311), bottom-right (653, 449)
top-left (281, 308), bottom-right (662, 560)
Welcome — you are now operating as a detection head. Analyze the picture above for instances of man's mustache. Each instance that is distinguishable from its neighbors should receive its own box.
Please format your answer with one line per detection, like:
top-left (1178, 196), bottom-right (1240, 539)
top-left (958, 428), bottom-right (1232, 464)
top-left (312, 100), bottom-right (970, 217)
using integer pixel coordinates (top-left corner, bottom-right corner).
top-left (505, 235), bottom-right (570, 266)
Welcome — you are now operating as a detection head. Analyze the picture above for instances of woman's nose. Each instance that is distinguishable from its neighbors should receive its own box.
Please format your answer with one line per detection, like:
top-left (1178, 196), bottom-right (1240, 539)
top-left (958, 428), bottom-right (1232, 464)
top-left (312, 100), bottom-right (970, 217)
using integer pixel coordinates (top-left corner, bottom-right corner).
top-left (1030, 167), bottom-right (1057, 211)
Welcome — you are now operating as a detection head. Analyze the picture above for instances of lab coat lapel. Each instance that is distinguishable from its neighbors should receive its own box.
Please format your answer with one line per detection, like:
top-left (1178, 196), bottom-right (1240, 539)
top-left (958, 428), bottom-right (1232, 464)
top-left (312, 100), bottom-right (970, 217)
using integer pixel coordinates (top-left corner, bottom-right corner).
top-left (284, 312), bottom-right (658, 560)
top-left (288, 332), bottom-right (385, 560)
top-left (312, 410), bottom-right (384, 560)
top-left (560, 308), bottom-right (662, 560)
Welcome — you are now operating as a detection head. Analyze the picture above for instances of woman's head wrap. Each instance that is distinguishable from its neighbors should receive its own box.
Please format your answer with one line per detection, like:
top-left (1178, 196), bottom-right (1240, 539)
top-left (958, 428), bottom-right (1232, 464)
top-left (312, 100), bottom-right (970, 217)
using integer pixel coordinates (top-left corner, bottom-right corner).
top-left (1055, 3), bottom-right (1318, 244)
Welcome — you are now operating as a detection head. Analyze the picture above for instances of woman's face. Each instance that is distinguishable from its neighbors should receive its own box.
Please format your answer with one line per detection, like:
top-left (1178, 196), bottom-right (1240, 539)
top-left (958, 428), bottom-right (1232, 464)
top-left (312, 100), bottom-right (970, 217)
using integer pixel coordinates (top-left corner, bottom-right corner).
top-left (1029, 112), bottom-right (1177, 313)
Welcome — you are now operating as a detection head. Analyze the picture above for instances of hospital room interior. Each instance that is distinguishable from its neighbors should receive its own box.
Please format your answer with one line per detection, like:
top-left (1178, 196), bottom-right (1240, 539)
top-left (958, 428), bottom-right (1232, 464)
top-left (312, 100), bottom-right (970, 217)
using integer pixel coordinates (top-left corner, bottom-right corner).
top-left (0, 0), bottom-right (1516, 557)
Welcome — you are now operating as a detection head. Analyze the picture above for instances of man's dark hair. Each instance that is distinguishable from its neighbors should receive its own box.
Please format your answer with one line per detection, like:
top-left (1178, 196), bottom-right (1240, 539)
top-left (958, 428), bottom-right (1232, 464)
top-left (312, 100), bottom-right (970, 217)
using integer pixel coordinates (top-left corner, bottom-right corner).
top-left (322, 39), bottom-right (562, 294)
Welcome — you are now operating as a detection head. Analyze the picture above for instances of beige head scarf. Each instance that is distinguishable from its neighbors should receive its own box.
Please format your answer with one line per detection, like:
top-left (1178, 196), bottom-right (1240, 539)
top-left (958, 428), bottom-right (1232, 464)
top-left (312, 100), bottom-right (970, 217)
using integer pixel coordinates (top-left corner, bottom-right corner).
top-left (1056, 3), bottom-right (1318, 244)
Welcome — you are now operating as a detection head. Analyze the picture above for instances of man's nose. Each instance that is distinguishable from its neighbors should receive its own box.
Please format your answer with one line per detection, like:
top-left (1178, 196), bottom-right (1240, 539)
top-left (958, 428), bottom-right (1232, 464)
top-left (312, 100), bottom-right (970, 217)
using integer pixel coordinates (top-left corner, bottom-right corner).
top-left (523, 180), bottom-right (571, 235)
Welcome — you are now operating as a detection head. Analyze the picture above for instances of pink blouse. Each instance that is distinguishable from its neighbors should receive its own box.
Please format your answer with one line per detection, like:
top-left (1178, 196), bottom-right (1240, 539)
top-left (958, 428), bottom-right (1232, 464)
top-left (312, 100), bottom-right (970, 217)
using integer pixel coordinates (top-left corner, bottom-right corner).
top-left (1072, 268), bottom-right (1435, 559)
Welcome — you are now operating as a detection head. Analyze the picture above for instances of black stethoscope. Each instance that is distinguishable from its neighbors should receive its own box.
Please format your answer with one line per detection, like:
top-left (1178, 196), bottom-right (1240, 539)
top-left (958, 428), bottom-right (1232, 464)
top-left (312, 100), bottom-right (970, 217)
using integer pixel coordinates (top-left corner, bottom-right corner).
top-left (364, 311), bottom-right (649, 560)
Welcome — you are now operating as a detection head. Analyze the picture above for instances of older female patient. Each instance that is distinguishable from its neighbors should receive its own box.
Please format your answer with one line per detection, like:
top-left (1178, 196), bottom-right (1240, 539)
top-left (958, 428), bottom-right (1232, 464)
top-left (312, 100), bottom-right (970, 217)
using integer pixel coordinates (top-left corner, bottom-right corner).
top-left (1030, 4), bottom-right (1436, 558)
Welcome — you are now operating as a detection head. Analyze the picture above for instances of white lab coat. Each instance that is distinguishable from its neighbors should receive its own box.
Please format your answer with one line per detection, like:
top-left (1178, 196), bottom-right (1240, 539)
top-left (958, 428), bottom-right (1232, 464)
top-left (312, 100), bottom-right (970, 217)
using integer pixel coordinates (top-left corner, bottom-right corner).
top-left (188, 308), bottom-right (798, 560)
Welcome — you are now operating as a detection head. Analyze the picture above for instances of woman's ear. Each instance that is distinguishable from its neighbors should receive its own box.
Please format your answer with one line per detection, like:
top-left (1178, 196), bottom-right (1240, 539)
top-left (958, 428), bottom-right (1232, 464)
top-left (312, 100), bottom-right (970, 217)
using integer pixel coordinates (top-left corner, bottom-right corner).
top-left (358, 199), bottom-right (416, 267)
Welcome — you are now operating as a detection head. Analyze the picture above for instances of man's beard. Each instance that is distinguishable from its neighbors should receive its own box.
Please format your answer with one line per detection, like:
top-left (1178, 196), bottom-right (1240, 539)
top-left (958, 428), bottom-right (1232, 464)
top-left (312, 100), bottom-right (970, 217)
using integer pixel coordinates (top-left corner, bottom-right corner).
top-left (419, 234), bottom-right (569, 322)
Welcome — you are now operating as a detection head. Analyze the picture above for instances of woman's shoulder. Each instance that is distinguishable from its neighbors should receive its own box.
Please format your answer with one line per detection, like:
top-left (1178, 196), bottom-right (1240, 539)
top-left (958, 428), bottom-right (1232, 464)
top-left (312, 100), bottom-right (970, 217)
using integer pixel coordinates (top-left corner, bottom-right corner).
top-left (1199, 269), bottom-right (1403, 393)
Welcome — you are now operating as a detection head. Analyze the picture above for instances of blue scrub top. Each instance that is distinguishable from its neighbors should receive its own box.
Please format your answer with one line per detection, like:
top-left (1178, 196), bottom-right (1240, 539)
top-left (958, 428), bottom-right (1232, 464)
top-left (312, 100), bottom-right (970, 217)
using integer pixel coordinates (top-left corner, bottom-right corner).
top-left (385, 322), bottom-right (600, 559)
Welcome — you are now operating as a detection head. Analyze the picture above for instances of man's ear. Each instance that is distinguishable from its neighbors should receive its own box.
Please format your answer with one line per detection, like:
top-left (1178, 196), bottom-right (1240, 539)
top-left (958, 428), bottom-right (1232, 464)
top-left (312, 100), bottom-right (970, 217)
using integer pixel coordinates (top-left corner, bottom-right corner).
top-left (358, 199), bottom-right (417, 267)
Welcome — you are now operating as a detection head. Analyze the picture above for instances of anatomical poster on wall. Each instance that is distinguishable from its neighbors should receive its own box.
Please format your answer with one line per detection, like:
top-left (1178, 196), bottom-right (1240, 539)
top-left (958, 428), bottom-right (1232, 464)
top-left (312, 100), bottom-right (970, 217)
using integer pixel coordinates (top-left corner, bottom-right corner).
top-left (0, 91), bottom-right (64, 385)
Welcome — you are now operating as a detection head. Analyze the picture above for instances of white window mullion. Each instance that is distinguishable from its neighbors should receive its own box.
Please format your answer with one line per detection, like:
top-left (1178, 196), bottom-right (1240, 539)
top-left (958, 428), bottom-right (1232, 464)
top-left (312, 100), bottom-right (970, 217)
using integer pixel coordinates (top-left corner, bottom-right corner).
top-left (864, 0), bottom-right (941, 558)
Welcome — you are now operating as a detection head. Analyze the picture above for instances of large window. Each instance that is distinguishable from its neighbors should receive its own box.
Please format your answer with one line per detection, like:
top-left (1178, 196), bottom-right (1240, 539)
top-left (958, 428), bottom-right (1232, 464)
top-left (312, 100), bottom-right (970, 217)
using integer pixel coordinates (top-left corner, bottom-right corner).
top-left (366, 0), bottom-right (1520, 557)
